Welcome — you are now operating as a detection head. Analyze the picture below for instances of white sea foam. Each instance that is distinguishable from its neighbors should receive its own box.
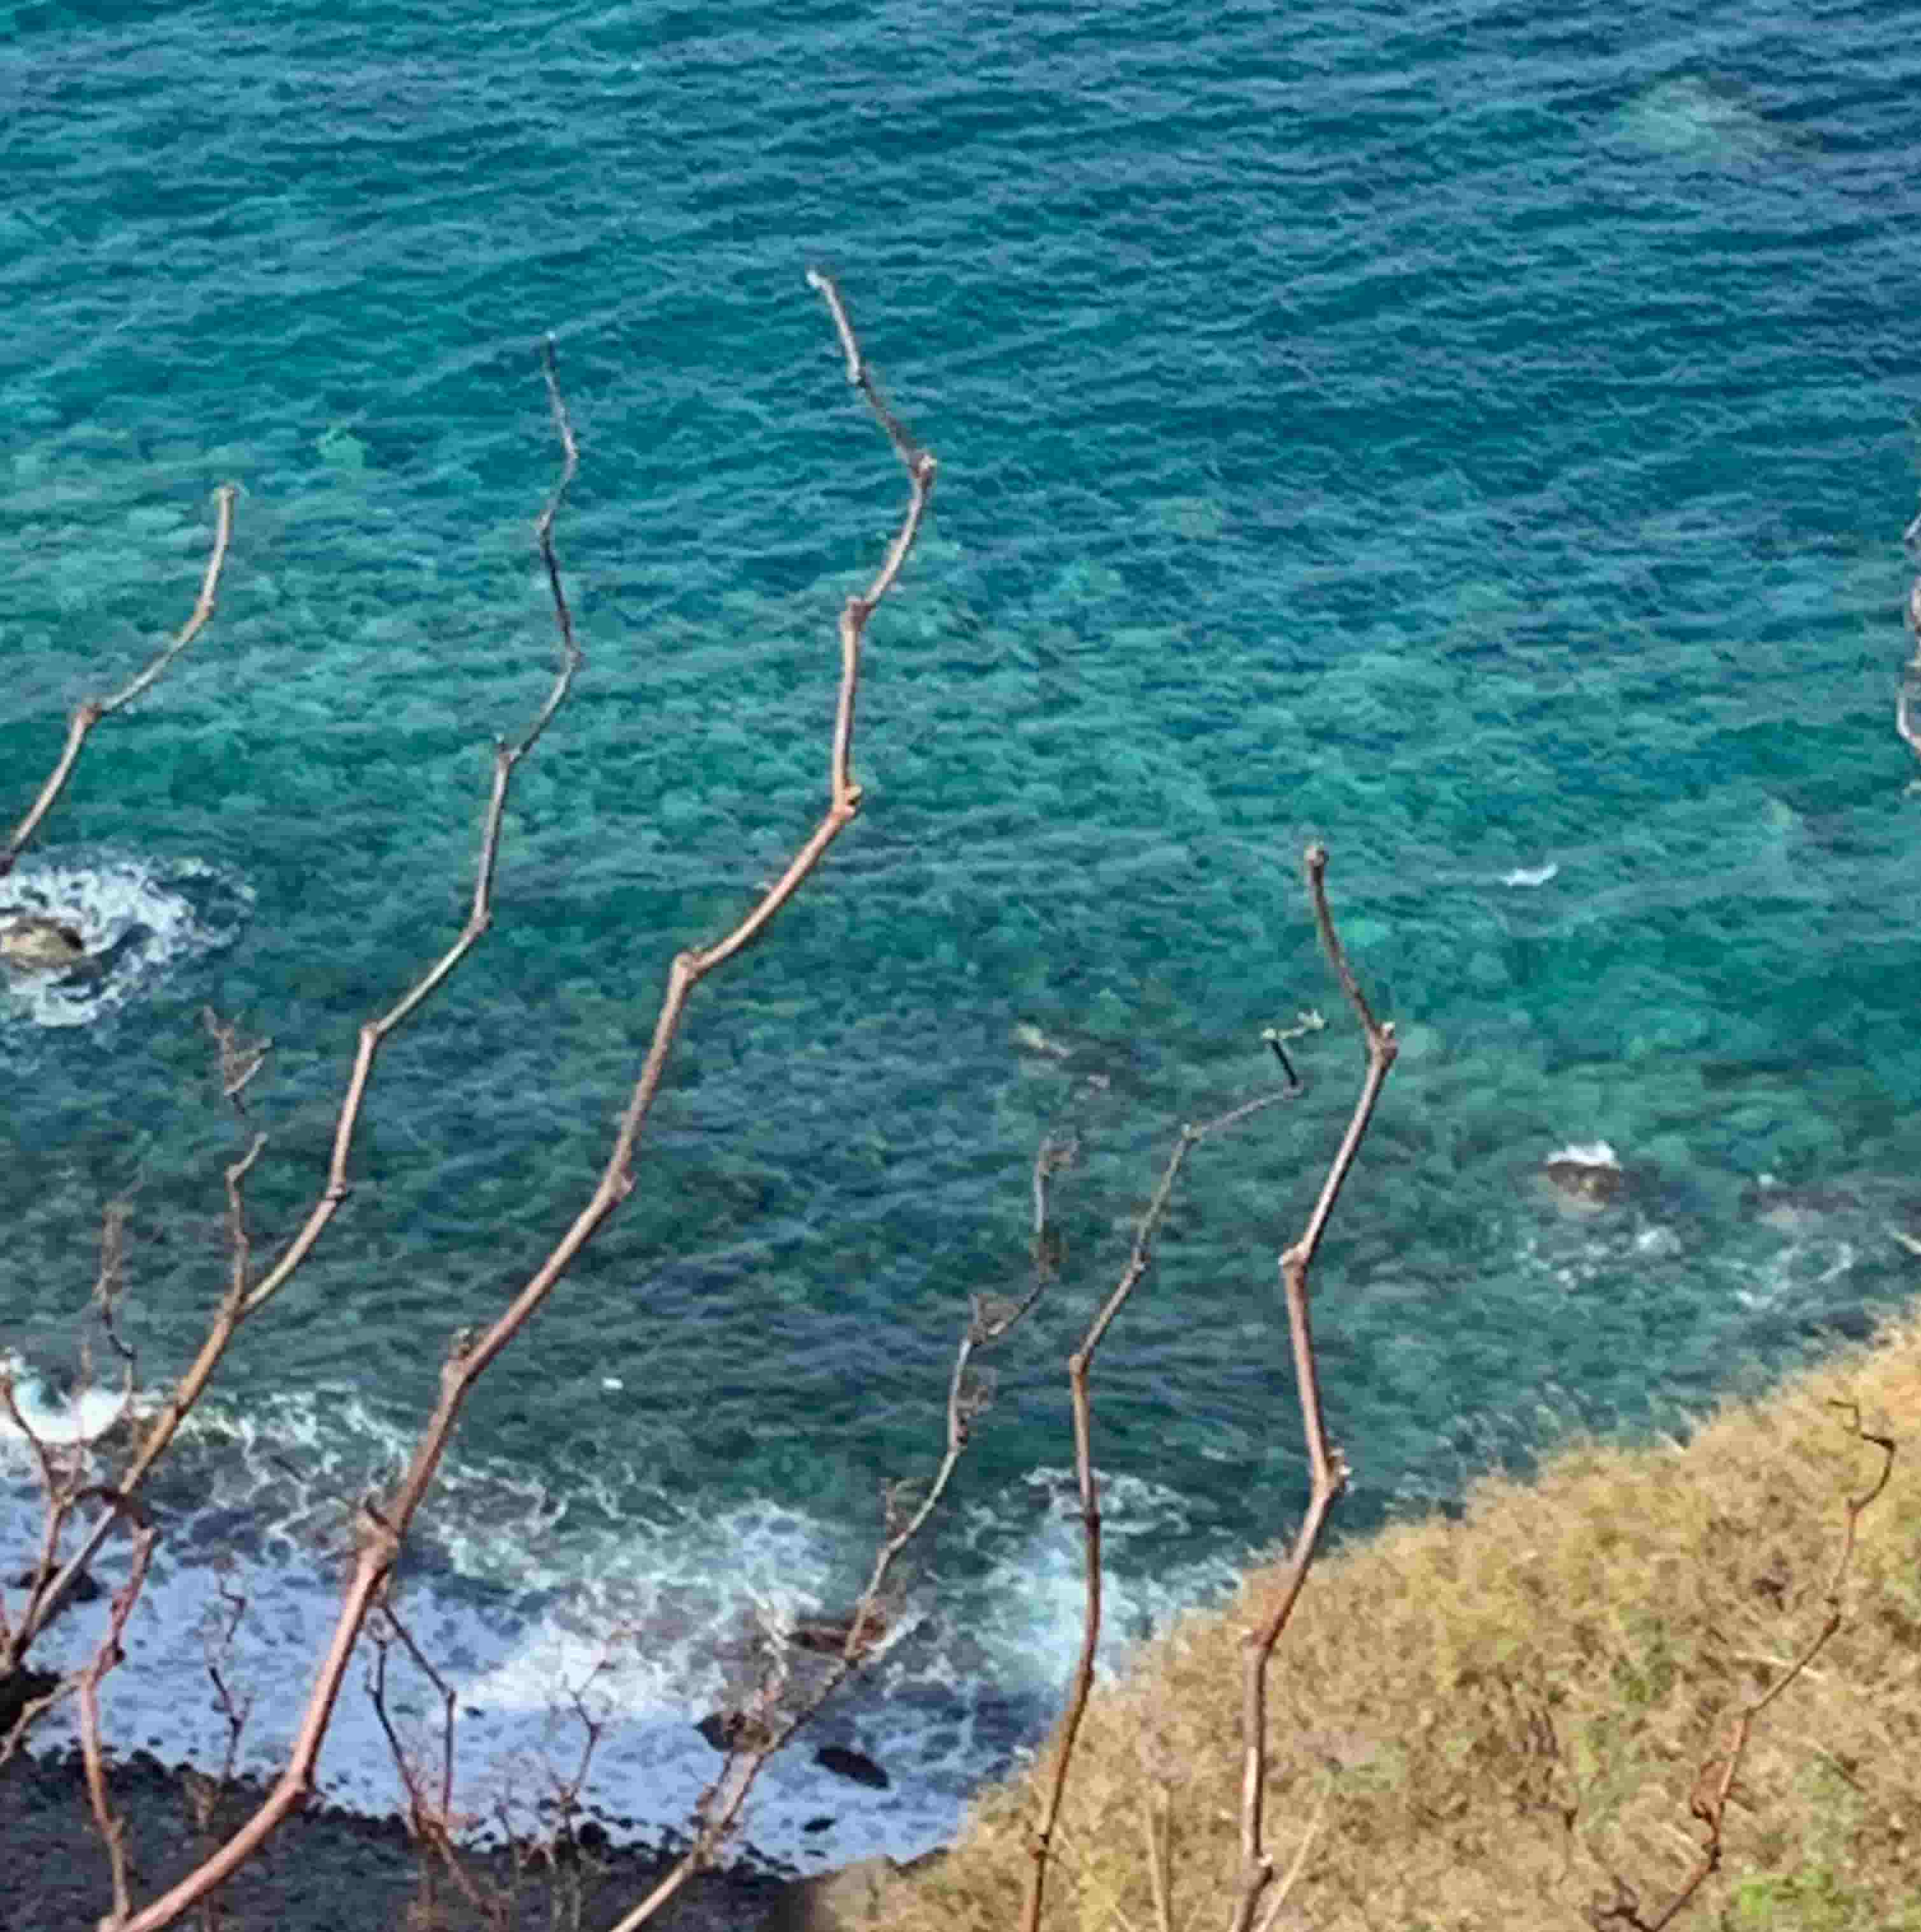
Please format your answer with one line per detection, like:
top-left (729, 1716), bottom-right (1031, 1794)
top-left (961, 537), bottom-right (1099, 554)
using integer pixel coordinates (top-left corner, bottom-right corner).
top-left (0, 1351), bottom-right (131, 1445)
top-left (1546, 1141), bottom-right (1620, 1171)
top-left (0, 850), bottom-right (252, 1033)
top-left (1, 1389), bottom-right (1220, 1872)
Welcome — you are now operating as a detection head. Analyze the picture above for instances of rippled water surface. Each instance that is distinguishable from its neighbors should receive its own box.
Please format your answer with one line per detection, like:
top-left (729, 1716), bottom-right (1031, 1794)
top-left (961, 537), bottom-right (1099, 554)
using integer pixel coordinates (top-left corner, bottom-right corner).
top-left (4, 0), bottom-right (1920, 1868)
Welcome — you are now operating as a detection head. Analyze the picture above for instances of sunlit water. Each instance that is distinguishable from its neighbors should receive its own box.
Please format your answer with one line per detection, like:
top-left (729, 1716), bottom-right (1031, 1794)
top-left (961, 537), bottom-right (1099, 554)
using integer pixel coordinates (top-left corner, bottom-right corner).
top-left (3, 0), bottom-right (1920, 1871)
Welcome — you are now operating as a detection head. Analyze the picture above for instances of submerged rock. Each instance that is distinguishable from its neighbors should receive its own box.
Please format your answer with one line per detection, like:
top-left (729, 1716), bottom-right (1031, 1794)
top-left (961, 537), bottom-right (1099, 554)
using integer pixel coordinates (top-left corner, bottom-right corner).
top-left (0, 914), bottom-right (90, 972)
top-left (8, 1562), bottom-right (102, 1605)
top-left (813, 1745), bottom-right (889, 1790)
top-left (791, 1607), bottom-right (889, 1657)
top-left (1742, 1178), bottom-right (1864, 1236)
top-left (1538, 1142), bottom-right (1628, 1213)
top-left (695, 1709), bottom-right (750, 1753)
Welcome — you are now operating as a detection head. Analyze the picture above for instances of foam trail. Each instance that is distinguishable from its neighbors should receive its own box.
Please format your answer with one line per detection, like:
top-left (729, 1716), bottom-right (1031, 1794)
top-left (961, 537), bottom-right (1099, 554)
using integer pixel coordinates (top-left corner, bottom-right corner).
top-left (1, 1388), bottom-right (1247, 1871)
top-left (0, 850), bottom-right (252, 1034)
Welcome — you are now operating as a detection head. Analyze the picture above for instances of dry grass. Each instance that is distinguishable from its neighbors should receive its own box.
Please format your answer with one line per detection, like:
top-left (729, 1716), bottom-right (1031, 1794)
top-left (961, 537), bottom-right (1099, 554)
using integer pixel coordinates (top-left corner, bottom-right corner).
top-left (880, 1306), bottom-right (1921, 1931)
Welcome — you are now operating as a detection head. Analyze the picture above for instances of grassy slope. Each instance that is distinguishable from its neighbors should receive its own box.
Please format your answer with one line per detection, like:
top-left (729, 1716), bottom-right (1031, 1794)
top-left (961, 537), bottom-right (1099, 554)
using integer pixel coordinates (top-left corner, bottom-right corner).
top-left (880, 1306), bottom-right (1921, 1931)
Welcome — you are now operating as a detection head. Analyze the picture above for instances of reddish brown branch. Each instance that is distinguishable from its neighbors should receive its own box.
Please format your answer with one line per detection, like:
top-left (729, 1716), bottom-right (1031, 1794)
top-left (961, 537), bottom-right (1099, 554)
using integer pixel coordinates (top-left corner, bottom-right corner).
top-left (1230, 843), bottom-right (1397, 1932)
top-left (105, 269), bottom-right (934, 1932)
top-left (366, 1607), bottom-right (503, 1929)
top-left (1022, 1011), bottom-right (1317, 1932)
top-left (201, 1008), bottom-right (272, 1117)
top-left (612, 1131), bottom-right (1059, 1932)
top-left (1588, 1405), bottom-right (1896, 1932)
top-left (5, 348), bottom-right (584, 1673)
top-left (78, 1491), bottom-right (159, 1930)
top-left (3, 484), bottom-right (238, 882)
top-left (0, 1371), bottom-right (87, 1681)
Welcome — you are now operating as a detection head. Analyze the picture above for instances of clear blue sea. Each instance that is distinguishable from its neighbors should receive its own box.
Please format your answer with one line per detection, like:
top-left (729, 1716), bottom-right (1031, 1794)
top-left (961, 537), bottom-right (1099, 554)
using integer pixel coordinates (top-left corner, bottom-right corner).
top-left (4, 0), bottom-right (1920, 1872)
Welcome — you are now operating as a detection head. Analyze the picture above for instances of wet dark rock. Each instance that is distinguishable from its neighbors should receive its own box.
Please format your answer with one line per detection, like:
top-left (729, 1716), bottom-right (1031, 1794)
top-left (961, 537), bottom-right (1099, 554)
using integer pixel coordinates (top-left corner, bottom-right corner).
top-left (696, 1709), bottom-right (750, 1752)
top-left (9, 1563), bottom-right (102, 1604)
top-left (813, 1745), bottom-right (888, 1790)
top-left (791, 1607), bottom-right (887, 1657)
top-left (0, 1665), bottom-right (62, 1737)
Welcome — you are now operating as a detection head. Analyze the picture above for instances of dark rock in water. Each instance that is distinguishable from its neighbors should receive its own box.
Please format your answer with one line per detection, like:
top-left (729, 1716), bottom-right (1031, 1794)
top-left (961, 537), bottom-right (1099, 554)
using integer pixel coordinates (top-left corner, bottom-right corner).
top-left (9, 1563), bottom-right (102, 1604)
top-left (814, 1744), bottom-right (889, 1790)
top-left (803, 1815), bottom-right (836, 1835)
top-left (696, 1709), bottom-right (751, 1752)
top-left (0, 1667), bottom-right (62, 1737)
top-left (791, 1607), bottom-right (888, 1656)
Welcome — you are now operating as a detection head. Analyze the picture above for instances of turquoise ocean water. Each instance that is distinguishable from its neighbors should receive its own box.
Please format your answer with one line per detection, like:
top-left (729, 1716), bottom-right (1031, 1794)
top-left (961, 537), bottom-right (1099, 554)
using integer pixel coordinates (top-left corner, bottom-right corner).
top-left (4, 0), bottom-right (1921, 1870)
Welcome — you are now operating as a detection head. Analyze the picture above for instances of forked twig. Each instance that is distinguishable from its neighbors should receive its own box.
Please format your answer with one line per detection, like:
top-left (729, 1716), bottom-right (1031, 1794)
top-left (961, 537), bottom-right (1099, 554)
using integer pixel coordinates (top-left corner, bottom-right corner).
top-left (201, 1009), bottom-right (272, 1117)
top-left (1230, 844), bottom-right (1397, 1932)
top-left (612, 1132), bottom-right (1062, 1932)
top-left (0, 1369), bottom-right (92, 1681)
top-left (77, 1490), bottom-right (159, 1929)
top-left (5, 345), bottom-right (583, 1670)
top-left (1023, 999), bottom-right (1319, 1932)
top-left (2, 484), bottom-right (238, 882)
top-left (1587, 1404), bottom-right (1896, 1932)
top-left (104, 271), bottom-right (934, 1932)
top-left (367, 1605), bottom-right (504, 1929)
top-left (1138, 1780), bottom-right (1173, 1932)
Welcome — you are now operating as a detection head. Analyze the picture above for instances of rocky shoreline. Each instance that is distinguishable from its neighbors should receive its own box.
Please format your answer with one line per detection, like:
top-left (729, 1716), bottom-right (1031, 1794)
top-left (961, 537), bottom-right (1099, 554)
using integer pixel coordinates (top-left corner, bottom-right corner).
top-left (0, 1745), bottom-right (906, 1932)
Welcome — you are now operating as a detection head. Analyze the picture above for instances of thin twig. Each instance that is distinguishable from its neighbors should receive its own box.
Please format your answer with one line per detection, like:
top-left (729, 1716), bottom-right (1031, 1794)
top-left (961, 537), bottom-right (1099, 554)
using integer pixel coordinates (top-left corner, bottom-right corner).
top-left (3, 485), bottom-right (238, 882)
top-left (78, 1491), bottom-right (158, 1931)
top-left (1250, 1775), bottom-right (1332, 1932)
top-left (367, 1606), bottom-right (504, 1928)
top-left (201, 1009), bottom-right (272, 1117)
top-left (1024, 1020), bottom-right (1313, 1932)
top-left (612, 1126), bottom-right (1057, 1932)
top-left (0, 1371), bottom-right (85, 1684)
top-left (5, 348), bottom-right (583, 1671)
top-left (1587, 1404), bottom-right (1896, 1931)
top-left (91, 1194), bottom-right (141, 1385)
top-left (1139, 1782), bottom-right (1174, 1932)
top-left (1227, 844), bottom-right (1397, 1932)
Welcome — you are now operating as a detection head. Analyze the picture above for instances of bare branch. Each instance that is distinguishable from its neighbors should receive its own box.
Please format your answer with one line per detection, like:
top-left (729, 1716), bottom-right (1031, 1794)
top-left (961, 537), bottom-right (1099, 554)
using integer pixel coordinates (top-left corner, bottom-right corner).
top-left (1137, 1780), bottom-right (1173, 1932)
top-left (3, 484), bottom-right (238, 882)
top-left (365, 1604), bottom-right (506, 1929)
top-left (1, 1371), bottom-right (85, 1666)
top-left (1230, 844), bottom-right (1397, 1932)
top-left (201, 1008), bottom-right (272, 1117)
top-left (4, 346), bottom-right (584, 1672)
top-left (104, 272), bottom-right (934, 1932)
top-left (77, 1490), bottom-right (158, 1931)
top-left (611, 1083), bottom-right (1051, 1931)
top-left (1587, 1405), bottom-right (1896, 1931)
top-left (90, 1194), bottom-right (140, 1380)
top-left (1025, 1031), bottom-right (1311, 1932)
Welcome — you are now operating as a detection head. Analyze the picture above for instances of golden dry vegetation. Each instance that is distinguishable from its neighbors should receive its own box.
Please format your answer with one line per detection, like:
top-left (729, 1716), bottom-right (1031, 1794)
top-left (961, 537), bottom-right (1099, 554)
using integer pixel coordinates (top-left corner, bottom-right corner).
top-left (878, 1305), bottom-right (1921, 1931)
